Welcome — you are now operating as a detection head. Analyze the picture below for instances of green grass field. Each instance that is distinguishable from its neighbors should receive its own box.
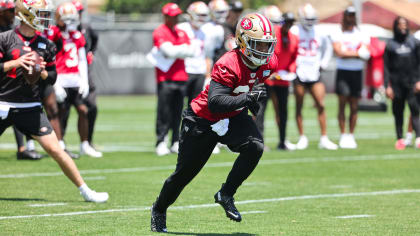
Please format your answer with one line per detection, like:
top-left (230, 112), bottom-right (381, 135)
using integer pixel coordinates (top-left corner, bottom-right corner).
top-left (1, 95), bottom-right (420, 235)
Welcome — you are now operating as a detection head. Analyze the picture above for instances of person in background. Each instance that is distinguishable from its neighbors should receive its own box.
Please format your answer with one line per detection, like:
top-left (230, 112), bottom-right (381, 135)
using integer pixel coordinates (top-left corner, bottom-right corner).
top-left (177, 1), bottom-right (210, 106)
top-left (257, 6), bottom-right (297, 150)
top-left (331, 6), bottom-right (370, 149)
top-left (152, 3), bottom-right (194, 156)
top-left (291, 3), bottom-right (337, 150)
top-left (59, 0), bottom-right (101, 155)
top-left (49, 2), bottom-right (102, 157)
top-left (384, 16), bottom-right (420, 150)
top-left (0, 0), bottom-right (108, 203)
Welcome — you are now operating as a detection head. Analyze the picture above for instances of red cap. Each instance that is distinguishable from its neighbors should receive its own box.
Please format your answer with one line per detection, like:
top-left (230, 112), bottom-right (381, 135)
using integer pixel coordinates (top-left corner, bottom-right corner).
top-left (72, 0), bottom-right (84, 11)
top-left (162, 3), bottom-right (182, 16)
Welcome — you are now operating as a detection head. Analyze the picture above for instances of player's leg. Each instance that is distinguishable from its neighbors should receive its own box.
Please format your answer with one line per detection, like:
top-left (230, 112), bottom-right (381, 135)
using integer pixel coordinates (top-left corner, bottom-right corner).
top-left (276, 86), bottom-right (293, 150)
top-left (85, 90), bottom-right (98, 145)
top-left (294, 81), bottom-right (308, 149)
top-left (168, 82), bottom-right (185, 153)
top-left (406, 88), bottom-right (420, 148)
top-left (346, 70), bottom-right (363, 148)
top-left (405, 115), bottom-right (413, 146)
top-left (392, 88), bottom-right (405, 148)
top-left (13, 126), bottom-right (41, 160)
top-left (12, 107), bottom-right (108, 202)
top-left (310, 82), bottom-right (337, 150)
top-left (156, 82), bottom-right (171, 156)
top-left (152, 112), bottom-right (218, 232)
top-left (217, 111), bottom-right (264, 222)
top-left (336, 70), bottom-right (352, 148)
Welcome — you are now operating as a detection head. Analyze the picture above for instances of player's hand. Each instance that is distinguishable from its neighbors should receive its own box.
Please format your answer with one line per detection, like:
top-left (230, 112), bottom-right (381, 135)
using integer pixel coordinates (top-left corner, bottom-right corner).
top-left (54, 84), bottom-right (67, 103)
top-left (87, 51), bottom-right (94, 65)
top-left (415, 81), bottom-right (420, 93)
top-left (15, 52), bottom-right (35, 70)
top-left (269, 72), bottom-right (279, 80)
top-left (386, 87), bottom-right (394, 100)
top-left (79, 82), bottom-right (89, 99)
top-left (246, 82), bottom-right (267, 104)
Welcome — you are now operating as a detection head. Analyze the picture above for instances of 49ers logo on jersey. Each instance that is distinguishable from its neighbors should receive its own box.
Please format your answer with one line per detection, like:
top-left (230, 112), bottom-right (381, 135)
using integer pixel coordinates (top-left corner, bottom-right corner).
top-left (241, 18), bottom-right (253, 30)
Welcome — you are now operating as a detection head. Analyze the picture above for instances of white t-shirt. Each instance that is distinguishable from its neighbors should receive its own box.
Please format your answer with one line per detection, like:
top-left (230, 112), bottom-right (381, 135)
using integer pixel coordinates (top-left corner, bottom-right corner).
top-left (291, 24), bottom-right (333, 82)
top-left (330, 27), bottom-right (370, 71)
top-left (177, 22), bottom-right (207, 75)
top-left (201, 22), bottom-right (225, 61)
top-left (414, 30), bottom-right (420, 40)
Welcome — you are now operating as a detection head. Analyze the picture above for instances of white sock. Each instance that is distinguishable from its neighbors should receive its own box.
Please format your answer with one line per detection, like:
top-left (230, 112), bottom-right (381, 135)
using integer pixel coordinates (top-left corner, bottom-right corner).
top-left (81, 141), bottom-right (90, 149)
top-left (26, 140), bottom-right (35, 151)
top-left (348, 133), bottom-right (355, 139)
top-left (78, 183), bottom-right (91, 194)
top-left (320, 135), bottom-right (328, 141)
top-left (58, 140), bottom-right (66, 150)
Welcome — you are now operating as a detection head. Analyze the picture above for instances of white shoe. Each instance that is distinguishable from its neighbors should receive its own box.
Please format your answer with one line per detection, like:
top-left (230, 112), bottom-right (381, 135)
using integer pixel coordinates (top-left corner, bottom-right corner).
top-left (340, 134), bottom-right (357, 149)
top-left (212, 145), bottom-right (221, 154)
top-left (318, 136), bottom-right (338, 150)
top-left (156, 141), bottom-right (170, 156)
top-left (296, 135), bottom-right (308, 150)
top-left (170, 142), bottom-right (179, 153)
top-left (81, 190), bottom-right (109, 203)
top-left (284, 140), bottom-right (296, 150)
top-left (80, 142), bottom-right (103, 158)
top-left (415, 138), bottom-right (420, 149)
top-left (404, 133), bottom-right (413, 146)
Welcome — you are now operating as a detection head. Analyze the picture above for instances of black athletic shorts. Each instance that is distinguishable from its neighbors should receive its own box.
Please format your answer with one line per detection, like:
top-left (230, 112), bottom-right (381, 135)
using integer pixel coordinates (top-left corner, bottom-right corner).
top-left (294, 77), bottom-right (320, 89)
top-left (40, 84), bottom-right (54, 101)
top-left (335, 69), bottom-right (363, 97)
top-left (0, 106), bottom-right (53, 136)
top-left (61, 88), bottom-right (84, 106)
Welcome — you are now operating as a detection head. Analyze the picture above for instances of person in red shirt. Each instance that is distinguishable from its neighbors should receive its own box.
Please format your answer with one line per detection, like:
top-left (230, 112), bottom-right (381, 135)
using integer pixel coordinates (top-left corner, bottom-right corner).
top-left (151, 13), bottom-right (277, 232)
top-left (152, 3), bottom-right (194, 156)
top-left (256, 7), bottom-right (298, 151)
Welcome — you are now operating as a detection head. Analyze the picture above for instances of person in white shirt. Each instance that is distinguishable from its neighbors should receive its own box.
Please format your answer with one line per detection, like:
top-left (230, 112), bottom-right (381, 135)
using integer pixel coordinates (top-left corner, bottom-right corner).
top-left (177, 1), bottom-right (210, 105)
top-left (291, 3), bottom-right (338, 150)
top-left (331, 6), bottom-right (370, 149)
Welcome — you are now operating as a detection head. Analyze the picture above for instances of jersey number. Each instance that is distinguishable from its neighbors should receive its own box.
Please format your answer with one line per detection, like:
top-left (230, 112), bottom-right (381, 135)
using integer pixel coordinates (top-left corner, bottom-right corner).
top-left (64, 43), bottom-right (79, 68)
top-left (7, 49), bottom-right (21, 79)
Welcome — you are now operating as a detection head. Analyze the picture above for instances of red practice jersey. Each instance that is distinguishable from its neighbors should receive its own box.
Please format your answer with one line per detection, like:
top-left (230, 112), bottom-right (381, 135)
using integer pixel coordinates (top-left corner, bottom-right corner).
top-left (266, 25), bottom-right (298, 87)
top-left (153, 23), bottom-right (189, 83)
top-left (191, 49), bottom-right (279, 122)
top-left (46, 25), bottom-right (86, 75)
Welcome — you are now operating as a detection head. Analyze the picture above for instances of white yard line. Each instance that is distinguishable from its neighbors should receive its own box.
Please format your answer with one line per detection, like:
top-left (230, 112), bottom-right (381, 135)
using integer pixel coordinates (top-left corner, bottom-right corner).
top-left (241, 211), bottom-right (267, 215)
top-left (0, 189), bottom-right (418, 220)
top-left (83, 176), bottom-right (107, 180)
top-left (335, 214), bottom-right (375, 219)
top-left (28, 203), bottom-right (67, 207)
top-left (1, 153), bottom-right (420, 179)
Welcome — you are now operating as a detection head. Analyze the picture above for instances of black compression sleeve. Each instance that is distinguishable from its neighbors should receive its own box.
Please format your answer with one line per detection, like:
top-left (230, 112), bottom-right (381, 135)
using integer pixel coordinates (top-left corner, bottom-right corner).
top-left (0, 62), bottom-right (3, 74)
top-left (208, 80), bottom-right (248, 113)
top-left (44, 65), bottom-right (57, 85)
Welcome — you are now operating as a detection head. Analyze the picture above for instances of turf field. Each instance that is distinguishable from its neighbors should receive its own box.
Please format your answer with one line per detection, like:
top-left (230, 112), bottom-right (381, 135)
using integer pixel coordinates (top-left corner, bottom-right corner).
top-left (1, 95), bottom-right (420, 235)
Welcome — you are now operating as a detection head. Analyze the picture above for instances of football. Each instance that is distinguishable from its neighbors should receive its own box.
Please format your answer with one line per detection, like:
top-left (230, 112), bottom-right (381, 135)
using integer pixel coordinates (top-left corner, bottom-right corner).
top-left (23, 51), bottom-right (43, 85)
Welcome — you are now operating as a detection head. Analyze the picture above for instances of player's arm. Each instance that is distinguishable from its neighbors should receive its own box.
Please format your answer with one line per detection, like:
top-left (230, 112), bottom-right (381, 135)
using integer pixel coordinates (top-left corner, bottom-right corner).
top-left (208, 80), bottom-right (248, 113)
top-left (332, 41), bottom-right (359, 58)
top-left (320, 35), bottom-right (333, 70)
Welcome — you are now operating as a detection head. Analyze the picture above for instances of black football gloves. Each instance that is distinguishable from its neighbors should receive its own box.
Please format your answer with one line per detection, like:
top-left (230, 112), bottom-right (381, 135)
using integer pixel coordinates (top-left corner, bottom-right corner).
top-left (245, 80), bottom-right (267, 116)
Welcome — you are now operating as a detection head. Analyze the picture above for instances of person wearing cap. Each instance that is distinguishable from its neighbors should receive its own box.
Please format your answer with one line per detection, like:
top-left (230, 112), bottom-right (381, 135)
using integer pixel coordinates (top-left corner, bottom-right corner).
top-left (257, 6), bottom-right (298, 151)
top-left (384, 16), bottom-right (420, 150)
top-left (291, 3), bottom-right (337, 150)
top-left (212, 0), bottom-right (243, 62)
top-left (331, 6), bottom-right (371, 149)
top-left (153, 3), bottom-right (195, 156)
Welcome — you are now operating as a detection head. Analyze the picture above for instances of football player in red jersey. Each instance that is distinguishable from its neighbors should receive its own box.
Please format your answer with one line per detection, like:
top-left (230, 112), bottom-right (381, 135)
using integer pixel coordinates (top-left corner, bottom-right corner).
top-left (151, 13), bottom-right (277, 232)
top-left (48, 2), bottom-right (102, 158)
top-left (0, 0), bottom-right (108, 202)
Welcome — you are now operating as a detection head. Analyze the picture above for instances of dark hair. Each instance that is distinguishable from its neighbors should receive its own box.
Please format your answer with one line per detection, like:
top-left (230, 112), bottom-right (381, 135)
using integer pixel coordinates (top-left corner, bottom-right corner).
top-left (393, 16), bottom-right (408, 33)
top-left (341, 6), bottom-right (357, 31)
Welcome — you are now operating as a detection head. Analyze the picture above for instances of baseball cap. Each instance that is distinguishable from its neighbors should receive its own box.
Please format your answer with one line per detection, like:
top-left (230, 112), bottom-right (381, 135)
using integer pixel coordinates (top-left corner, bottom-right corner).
top-left (229, 0), bottom-right (243, 12)
top-left (72, 0), bottom-right (84, 12)
top-left (162, 3), bottom-right (183, 16)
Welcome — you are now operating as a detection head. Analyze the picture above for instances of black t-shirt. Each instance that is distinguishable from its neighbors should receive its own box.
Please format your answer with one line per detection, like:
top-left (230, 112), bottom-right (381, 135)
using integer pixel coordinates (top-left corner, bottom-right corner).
top-left (0, 29), bottom-right (56, 103)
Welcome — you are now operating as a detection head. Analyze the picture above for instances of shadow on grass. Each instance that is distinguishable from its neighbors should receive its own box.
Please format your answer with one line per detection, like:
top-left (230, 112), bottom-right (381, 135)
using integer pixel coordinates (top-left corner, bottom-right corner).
top-left (0, 197), bottom-right (46, 202)
top-left (167, 232), bottom-right (257, 236)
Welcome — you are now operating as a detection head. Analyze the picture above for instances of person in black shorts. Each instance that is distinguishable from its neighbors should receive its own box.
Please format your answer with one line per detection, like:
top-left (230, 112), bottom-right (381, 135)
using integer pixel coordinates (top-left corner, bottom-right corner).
top-left (0, 0), bottom-right (108, 202)
top-left (384, 16), bottom-right (420, 149)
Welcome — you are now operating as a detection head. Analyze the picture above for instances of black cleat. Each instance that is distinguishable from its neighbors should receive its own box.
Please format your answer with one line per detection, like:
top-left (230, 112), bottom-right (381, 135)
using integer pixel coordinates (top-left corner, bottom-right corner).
top-left (151, 203), bottom-right (167, 233)
top-left (64, 149), bottom-right (80, 159)
top-left (17, 150), bottom-right (43, 160)
top-left (214, 191), bottom-right (242, 222)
